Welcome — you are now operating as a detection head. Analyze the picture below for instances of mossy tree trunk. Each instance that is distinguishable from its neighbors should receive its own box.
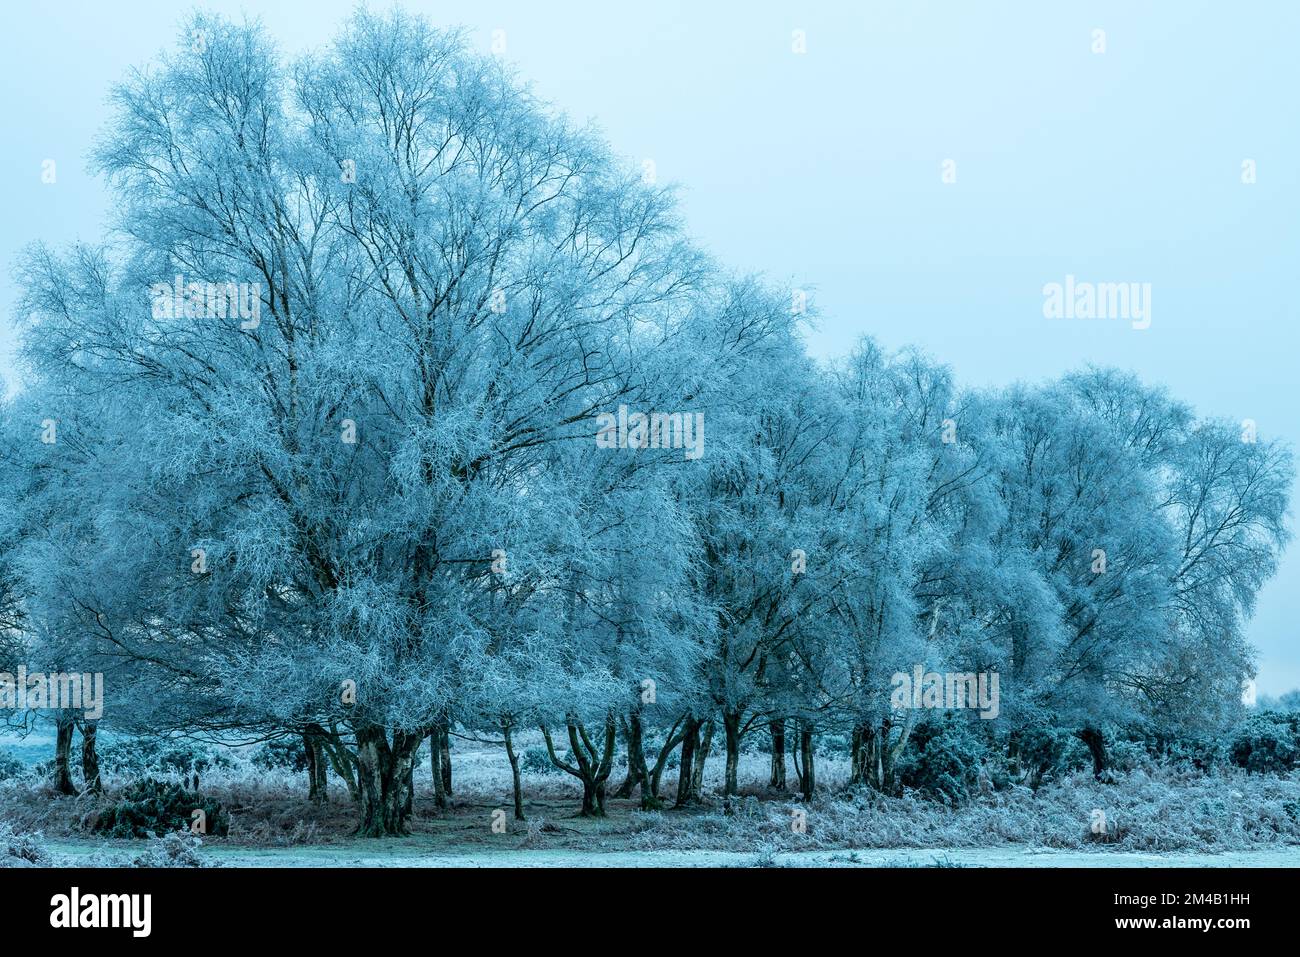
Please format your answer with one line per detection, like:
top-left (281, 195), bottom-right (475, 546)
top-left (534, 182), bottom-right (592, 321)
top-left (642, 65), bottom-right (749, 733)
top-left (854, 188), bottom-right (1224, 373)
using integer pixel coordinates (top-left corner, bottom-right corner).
top-left (542, 714), bottom-right (617, 817)
top-left (319, 725), bottom-right (360, 803)
top-left (303, 728), bottom-right (329, 803)
top-left (768, 719), bottom-right (787, 790)
top-left (613, 711), bottom-right (644, 799)
top-left (648, 717), bottom-right (686, 803)
top-left (354, 724), bottom-right (424, 836)
top-left (674, 714), bottom-right (700, 808)
top-left (1077, 726), bottom-right (1109, 780)
top-left (792, 721), bottom-right (816, 802)
top-left (503, 721), bottom-right (524, 821)
top-left (80, 720), bottom-right (102, 795)
top-left (690, 719), bottom-right (714, 796)
top-left (52, 715), bottom-right (78, 796)
top-left (722, 709), bottom-right (744, 796)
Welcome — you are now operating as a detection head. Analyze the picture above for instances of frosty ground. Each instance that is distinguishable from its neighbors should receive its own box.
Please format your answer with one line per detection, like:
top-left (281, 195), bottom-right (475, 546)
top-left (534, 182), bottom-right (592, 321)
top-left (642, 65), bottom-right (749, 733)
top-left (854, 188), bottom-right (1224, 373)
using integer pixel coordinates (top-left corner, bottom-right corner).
top-left (4, 732), bottom-right (1298, 868)
top-left (34, 839), bottom-right (1300, 868)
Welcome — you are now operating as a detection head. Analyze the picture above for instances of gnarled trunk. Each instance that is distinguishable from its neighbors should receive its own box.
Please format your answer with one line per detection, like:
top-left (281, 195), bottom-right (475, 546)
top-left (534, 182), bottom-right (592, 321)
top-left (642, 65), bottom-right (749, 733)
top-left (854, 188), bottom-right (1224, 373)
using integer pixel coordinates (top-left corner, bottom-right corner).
top-left (429, 723), bottom-right (449, 809)
top-left (616, 712), bottom-right (658, 808)
top-left (354, 725), bottom-right (423, 837)
top-left (796, 722), bottom-right (815, 801)
top-left (768, 719), bottom-right (787, 790)
top-left (80, 720), bottom-right (102, 795)
top-left (648, 717), bottom-right (686, 802)
top-left (691, 720), bottom-right (714, 796)
top-left (319, 726), bottom-right (359, 803)
top-left (52, 715), bottom-right (77, 795)
top-left (303, 729), bottom-right (328, 803)
top-left (503, 722), bottom-right (524, 820)
top-left (541, 714), bottom-right (617, 817)
top-left (1077, 726), bottom-right (1109, 780)
top-left (674, 714), bottom-right (700, 807)
top-left (722, 710), bottom-right (743, 797)
top-left (613, 712), bottom-right (642, 799)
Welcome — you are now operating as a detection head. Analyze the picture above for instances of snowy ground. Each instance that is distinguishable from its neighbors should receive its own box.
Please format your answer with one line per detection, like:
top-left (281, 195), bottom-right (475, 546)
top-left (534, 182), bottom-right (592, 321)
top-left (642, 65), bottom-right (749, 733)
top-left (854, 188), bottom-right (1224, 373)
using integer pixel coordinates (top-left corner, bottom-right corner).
top-left (7, 730), bottom-right (1300, 867)
top-left (39, 839), bottom-right (1300, 868)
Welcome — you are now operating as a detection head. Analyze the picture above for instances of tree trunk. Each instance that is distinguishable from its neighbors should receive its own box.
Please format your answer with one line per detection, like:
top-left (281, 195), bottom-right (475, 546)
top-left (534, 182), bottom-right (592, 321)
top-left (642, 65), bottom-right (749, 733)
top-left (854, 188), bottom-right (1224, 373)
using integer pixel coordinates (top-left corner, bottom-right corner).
top-left (52, 715), bottom-right (77, 795)
top-left (354, 725), bottom-right (423, 836)
top-left (862, 718), bottom-right (912, 794)
top-left (648, 718), bottom-right (686, 802)
top-left (691, 720), bottom-right (714, 796)
top-left (80, 721), bottom-right (102, 795)
top-left (1077, 726), bottom-right (1109, 780)
top-left (798, 723), bottom-right (816, 802)
top-left (616, 712), bottom-right (657, 808)
top-left (303, 730), bottom-right (328, 803)
top-left (791, 725), bottom-right (803, 792)
top-left (319, 728), bottom-right (359, 803)
top-left (722, 710), bottom-right (743, 796)
top-left (314, 739), bottom-right (330, 801)
top-left (579, 778), bottom-right (604, 816)
top-left (503, 723), bottom-right (524, 821)
top-left (438, 725), bottom-right (453, 795)
top-left (613, 712), bottom-right (641, 799)
top-left (848, 722), bottom-right (869, 787)
top-left (303, 731), bottom-right (320, 801)
top-left (402, 762), bottom-right (415, 819)
top-left (541, 715), bottom-right (617, 817)
top-left (674, 715), bottom-right (700, 808)
top-left (768, 720), bottom-right (787, 790)
top-left (430, 725), bottom-right (448, 809)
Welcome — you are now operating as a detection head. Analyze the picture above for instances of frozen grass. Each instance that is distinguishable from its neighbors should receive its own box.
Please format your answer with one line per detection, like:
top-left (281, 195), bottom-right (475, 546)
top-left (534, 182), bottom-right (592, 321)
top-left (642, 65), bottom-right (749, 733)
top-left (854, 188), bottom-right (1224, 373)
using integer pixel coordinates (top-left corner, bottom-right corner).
top-left (0, 821), bottom-right (51, 866)
top-left (627, 764), bottom-right (1300, 854)
top-left (2, 732), bottom-right (1297, 863)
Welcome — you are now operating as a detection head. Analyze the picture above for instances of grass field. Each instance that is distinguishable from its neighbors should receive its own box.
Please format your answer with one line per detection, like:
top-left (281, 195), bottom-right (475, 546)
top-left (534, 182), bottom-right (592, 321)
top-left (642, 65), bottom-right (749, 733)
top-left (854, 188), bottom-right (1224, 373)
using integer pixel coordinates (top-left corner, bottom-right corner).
top-left (5, 730), bottom-right (1300, 867)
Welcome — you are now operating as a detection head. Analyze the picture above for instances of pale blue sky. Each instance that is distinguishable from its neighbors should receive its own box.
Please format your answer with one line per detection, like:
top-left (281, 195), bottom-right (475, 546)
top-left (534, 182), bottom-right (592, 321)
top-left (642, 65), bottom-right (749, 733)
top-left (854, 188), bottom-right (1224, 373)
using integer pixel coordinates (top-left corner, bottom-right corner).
top-left (2, 1), bottom-right (1297, 691)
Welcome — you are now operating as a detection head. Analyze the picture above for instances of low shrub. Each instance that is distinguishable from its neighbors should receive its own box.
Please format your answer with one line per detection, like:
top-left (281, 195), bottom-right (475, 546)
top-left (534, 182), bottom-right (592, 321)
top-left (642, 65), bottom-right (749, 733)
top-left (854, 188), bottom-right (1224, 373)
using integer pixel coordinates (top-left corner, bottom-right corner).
top-left (896, 716), bottom-right (984, 806)
top-left (0, 822), bottom-right (50, 866)
top-left (0, 750), bottom-right (26, 782)
top-left (1229, 713), bottom-right (1299, 774)
top-left (251, 739), bottom-right (308, 774)
top-left (99, 738), bottom-right (233, 778)
top-left (88, 777), bottom-right (229, 838)
top-left (520, 747), bottom-right (562, 775)
top-left (129, 831), bottom-right (207, 868)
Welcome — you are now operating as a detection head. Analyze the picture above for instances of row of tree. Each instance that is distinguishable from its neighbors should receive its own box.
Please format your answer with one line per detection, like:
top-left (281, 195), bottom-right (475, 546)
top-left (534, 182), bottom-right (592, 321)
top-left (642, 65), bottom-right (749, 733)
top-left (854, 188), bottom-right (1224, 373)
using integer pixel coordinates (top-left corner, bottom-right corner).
top-left (0, 11), bottom-right (1291, 834)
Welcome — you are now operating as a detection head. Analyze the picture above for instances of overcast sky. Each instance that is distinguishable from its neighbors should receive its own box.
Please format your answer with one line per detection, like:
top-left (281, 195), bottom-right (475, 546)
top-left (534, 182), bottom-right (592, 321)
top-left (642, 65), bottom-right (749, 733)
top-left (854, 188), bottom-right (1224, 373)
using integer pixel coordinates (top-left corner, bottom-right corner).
top-left (2, 1), bottom-right (1296, 692)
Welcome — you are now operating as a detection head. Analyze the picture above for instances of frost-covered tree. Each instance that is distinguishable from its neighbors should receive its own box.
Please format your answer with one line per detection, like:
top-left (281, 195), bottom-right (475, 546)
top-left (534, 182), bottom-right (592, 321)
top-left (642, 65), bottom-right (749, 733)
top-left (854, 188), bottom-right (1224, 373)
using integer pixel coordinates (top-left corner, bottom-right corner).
top-left (4, 5), bottom-right (1291, 834)
top-left (13, 10), bottom-right (710, 834)
top-left (1064, 369), bottom-right (1291, 740)
top-left (814, 343), bottom-right (999, 794)
top-left (962, 372), bottom-right (1291, 777)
